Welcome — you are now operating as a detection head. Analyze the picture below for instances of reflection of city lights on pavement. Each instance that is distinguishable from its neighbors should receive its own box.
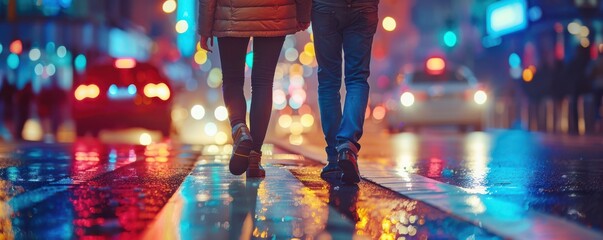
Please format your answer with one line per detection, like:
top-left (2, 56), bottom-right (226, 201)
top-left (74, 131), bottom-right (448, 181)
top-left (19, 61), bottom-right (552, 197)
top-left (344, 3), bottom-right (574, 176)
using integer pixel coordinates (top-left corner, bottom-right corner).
top-left (175, 20), bottom-right (189, 33)
top-left (140, 133), bottom-right (153, 146)
top-left (215, 132), bottom-right (228, 145)
top-left (289, 134), bottom-right (303, 145)
top-left (279, 114), bottom-right (293, 128)
top-left (214, 106), bottom-right (229, 121)
top-left (191, 105), bottom-right (205, 120)
top-left (162, 0), bottom-right (176, 13)
top-left (290, 122), bottom-right (304, 135)
top-left (205, 122), bottom-right (218, 136)
top-left (301, 114), bottom-right (314, 128)
top-left (382, 16), bottom-right (397, 32)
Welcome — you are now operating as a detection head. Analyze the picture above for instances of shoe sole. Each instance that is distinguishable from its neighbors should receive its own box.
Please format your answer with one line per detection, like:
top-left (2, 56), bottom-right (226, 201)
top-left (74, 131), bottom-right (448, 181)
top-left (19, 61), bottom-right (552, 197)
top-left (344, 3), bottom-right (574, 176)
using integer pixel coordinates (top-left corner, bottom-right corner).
top-left (338, 160), bottom-right (360, 184)
top-left (229, 139), bottom-right (252, 175)
top-left (320, 169), bottom-right (342, 180)
top-left (246, 169), bottom-right (266, 178)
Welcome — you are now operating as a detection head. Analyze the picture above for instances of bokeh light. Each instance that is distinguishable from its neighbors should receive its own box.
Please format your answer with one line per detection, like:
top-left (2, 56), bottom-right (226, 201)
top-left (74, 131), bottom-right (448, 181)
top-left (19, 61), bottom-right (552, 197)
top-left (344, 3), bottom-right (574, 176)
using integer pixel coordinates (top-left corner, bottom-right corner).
top-left (400, 92), bottom-right (415, 107)
top-left (46, 64), bottom-right (56, 76)
top-left (290, 122), bottom-right (304, 135)
top-left (215, 132), bottom-right (228, 145)
top-left (57, 46), bottom-right (67, 58)
top-left (194, 51), bottom-right (208, 64)
top-left (140, 133), bottom-right (153, 146)
top-left (278, 114), bottom-right (293, 128)
top-left (372, 106), bottom-right (386, 120)
top-left (382, 16), bottom-right (397, 32)
top-left (191, 105), bottom-right (206, 120)
top-left (34, 64), bottom-right (44, 75)
top-left (29, 48), bottom-right (41, 61)
top-left (304, 42), bottom-right (315, 57)
top-left (7, 54), bottom-right (19, 69)
top-left (207, 68), bottom-right (223, 88)
top-left (246, 51), bottom-right (254, 68)
top-left (175, 20), bottom-right (189, 33)
top-left (75, 54), bottom-right (87, 72)
top-left (9, 40), bottom-right (22, 54)
top-left (204, 122), bottom-right (218, 136)
top-left (214, 106), bottom-right (229, 121)
top-left (301, 114), bottom-right (314, 128)
top-left (162, 0), bottom-right (177, 13)
top-left (522, 68), bottom-right (534, 82)
top-left (285, 48), bottom-right (299, 62)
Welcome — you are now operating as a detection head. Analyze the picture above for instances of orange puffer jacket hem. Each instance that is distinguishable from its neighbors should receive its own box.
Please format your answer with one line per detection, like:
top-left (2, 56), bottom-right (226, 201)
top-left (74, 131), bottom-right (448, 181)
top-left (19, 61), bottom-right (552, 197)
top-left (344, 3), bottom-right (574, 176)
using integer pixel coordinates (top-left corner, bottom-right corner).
top-left (198, 0), bottom-right (312, 38)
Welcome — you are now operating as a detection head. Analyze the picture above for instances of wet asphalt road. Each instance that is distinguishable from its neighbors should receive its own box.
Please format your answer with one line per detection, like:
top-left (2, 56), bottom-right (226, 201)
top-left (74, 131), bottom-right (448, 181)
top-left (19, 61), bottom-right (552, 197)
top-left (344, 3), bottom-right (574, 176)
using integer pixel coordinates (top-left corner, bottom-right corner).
top-left (1, 127), bottom-right (603, 239)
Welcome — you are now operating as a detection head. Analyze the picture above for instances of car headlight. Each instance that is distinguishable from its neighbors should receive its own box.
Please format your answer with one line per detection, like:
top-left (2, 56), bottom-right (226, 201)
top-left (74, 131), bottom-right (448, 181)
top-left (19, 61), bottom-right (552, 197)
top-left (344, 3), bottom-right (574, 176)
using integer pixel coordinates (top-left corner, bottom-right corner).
top-left (473, 90), bottom-right (487, 105)
top-left (400, 92), bottom-right (415, 107)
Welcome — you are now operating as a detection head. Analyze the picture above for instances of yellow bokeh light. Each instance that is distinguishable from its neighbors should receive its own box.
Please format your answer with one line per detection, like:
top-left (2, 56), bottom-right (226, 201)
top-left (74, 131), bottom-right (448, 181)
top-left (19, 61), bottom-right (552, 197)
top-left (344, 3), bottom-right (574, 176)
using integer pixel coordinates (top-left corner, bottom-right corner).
top-left (290, 122), bottom-right (304, 135)
top-left (300, 114), bottom-right (314, 128)
top-left (278, 114), bottom-right (293, 129)
top-left (304, 42), bottom-right (315, 57)
top-left (522, 68), bottom-right (534, 82)
top-left (175, 20), bottom-right (189, 34)
top-left (140, 133), bottom-right (153, 146)
top-left (299, 52), bottom-right (314, 66)
top-left (382, 16), bottom-right (397, 32)
top-left (194, 51), bottom-right (208, 65)
top-left (215, 132), bottom-right (228, 145)
top-left (162, 0), bottom-right (176, 13)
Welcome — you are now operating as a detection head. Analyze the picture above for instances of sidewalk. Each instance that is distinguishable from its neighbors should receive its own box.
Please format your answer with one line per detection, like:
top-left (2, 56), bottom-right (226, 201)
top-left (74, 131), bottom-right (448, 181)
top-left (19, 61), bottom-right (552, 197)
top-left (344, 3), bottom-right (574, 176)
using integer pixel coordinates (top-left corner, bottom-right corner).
top-left (269, 132), bottom-right (603, 240)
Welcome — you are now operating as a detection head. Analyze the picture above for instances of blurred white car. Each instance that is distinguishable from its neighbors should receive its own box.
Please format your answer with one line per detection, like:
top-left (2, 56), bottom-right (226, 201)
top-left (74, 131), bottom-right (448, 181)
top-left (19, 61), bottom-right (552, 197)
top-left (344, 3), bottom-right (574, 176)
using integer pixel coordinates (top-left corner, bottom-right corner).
top-left (385, 57), bottom-right (489, 132)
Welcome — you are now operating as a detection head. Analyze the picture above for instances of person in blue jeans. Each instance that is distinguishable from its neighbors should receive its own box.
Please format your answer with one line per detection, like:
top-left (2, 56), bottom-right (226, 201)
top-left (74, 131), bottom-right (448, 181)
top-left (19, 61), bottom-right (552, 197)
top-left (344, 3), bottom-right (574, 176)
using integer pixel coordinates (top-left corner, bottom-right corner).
top-left (312, 0), bottom-right (379, 184)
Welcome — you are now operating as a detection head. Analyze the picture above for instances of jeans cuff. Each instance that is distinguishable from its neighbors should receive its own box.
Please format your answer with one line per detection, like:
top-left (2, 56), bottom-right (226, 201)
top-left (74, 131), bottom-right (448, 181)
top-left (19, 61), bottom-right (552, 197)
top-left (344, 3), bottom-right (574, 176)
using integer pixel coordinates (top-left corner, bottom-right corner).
top-left (336, 142), bottom-right (359, 155)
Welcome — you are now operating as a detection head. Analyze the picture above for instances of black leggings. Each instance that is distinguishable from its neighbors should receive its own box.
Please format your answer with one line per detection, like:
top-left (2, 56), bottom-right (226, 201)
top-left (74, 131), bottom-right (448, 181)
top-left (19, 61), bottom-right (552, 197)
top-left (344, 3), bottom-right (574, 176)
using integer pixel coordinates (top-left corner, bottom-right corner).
top-left (218, 36), bottom-right (285, 151)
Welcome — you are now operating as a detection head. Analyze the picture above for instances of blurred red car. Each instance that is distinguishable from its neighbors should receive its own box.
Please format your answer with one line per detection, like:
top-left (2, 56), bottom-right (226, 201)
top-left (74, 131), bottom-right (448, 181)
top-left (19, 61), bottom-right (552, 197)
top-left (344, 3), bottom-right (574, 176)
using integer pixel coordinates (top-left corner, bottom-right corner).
top-left (72, 58), bottom-right (173, 137)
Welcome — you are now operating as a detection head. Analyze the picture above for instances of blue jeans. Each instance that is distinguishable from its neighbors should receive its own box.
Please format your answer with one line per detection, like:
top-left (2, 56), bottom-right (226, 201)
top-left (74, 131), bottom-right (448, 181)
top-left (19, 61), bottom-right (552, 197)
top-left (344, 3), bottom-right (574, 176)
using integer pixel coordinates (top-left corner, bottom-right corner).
top-left (312, 2), bottom-right (378, 161)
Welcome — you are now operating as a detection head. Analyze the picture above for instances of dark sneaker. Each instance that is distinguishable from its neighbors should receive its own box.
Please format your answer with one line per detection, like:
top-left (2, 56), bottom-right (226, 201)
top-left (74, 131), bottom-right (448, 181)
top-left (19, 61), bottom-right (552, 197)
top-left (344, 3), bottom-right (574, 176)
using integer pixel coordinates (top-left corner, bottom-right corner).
top-left (230, 124), bottom-right (252, 175)
top-left (338, 149), bottom-right (360, 184)
top-left (320, 162), bottom-right (341, 179)
top-left (246, 150), bottom-right (265, 178)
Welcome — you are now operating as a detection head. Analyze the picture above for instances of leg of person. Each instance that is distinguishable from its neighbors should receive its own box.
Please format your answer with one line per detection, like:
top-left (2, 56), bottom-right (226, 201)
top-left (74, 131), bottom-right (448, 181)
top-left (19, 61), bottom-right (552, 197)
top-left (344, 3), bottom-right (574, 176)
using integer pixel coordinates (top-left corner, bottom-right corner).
top-left (337, 4), bottom-right (379, 184)
top-left (218, 37), bottom-right (253, 175)
top-left (312, 3), bottom-right (345, 178)
top-left (246, 36), bottom-right (285, 178)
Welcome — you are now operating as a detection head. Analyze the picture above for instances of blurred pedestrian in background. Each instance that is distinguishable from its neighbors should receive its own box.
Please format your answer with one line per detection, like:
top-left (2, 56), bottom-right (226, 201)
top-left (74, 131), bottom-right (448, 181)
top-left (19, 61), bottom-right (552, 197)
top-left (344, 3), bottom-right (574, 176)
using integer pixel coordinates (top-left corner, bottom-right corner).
top-left (198, 0), bottom-right (311, 178)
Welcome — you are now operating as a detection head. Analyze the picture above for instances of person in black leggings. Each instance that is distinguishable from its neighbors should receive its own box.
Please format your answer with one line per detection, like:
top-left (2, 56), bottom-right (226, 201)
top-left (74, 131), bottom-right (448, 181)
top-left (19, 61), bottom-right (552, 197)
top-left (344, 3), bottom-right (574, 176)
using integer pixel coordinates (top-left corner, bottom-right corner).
top-left (198, 0), bottom-right (311, 178)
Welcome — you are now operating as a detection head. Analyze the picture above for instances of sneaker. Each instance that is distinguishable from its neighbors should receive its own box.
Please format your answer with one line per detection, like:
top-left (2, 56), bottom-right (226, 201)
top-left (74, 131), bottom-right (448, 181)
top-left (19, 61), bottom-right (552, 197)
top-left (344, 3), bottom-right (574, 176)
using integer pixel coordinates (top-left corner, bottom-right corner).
top-left (320, 162), bottom-right (341, 179)
top-left (338, 149), bottom-right (360, 184)
top-left (246, 150), bottom-right (265, 178)
top-left (230, 123), bottom-right (253, 175)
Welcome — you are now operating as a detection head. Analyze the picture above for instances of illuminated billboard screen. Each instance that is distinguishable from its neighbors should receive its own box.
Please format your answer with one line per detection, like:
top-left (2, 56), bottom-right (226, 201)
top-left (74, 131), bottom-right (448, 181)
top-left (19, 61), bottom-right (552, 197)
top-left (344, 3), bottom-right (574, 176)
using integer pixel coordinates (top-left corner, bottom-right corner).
top-left (486, 0), bottom-right (528, 37)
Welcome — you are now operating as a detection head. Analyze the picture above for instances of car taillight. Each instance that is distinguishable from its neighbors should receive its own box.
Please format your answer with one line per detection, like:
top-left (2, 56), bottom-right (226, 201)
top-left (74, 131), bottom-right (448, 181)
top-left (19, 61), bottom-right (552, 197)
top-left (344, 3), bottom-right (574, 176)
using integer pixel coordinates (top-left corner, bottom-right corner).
top-left (143, 83), bottom-right (171, 101)
top-left (75, 84), bottom-right (100, 101)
